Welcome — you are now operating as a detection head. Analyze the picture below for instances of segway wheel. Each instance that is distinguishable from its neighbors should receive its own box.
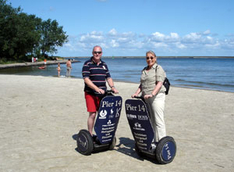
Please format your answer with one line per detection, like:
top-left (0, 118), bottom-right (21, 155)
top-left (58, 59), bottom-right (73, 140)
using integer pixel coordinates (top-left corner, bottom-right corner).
top-left (76, 129), bottom-right (94, 155)
top-left (155, 136), bottom-right (176, 164)
top-left (109, 137), bottom-right (116, 150)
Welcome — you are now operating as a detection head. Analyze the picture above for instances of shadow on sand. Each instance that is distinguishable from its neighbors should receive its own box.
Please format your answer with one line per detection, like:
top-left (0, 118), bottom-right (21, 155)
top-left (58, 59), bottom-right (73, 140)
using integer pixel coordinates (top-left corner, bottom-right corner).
top-left (72, 134), bottom-right (159, 164)
top-left (115, 137), bottom-right (159, 164)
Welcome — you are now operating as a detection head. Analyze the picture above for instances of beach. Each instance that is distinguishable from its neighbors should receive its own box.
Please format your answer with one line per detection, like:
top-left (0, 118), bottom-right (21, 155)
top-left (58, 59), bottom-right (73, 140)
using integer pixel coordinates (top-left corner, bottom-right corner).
top-left (0, 74), bottom-right (234, 172)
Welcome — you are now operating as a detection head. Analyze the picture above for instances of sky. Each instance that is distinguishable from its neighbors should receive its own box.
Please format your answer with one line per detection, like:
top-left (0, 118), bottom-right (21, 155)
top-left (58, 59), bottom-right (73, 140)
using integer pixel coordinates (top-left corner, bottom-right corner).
top-left (7, 0), bottom-right (234, 57)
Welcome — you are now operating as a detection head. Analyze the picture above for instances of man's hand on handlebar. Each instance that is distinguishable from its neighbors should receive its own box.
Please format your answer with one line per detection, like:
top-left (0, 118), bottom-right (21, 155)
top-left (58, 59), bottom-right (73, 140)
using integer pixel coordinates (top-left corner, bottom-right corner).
top-left (111, 87), bottom-right (119, 94)
top-left (96, 88), bottom-right (105, 94)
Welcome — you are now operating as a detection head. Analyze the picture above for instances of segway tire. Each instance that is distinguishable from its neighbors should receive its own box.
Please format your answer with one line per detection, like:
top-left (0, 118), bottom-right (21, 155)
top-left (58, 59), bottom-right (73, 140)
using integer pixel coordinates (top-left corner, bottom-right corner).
top-left (109, 137), bottom-right (116, 150)
top-left (155, 136), bottom-right (176, 164)
top-left (77, 129), bottom-right (94, 155)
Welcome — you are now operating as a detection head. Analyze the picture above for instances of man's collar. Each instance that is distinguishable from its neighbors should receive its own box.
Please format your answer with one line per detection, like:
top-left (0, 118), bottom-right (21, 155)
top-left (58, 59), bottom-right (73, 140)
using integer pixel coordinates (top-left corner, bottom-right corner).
top-left (91, 57), bottom-right (102, 64)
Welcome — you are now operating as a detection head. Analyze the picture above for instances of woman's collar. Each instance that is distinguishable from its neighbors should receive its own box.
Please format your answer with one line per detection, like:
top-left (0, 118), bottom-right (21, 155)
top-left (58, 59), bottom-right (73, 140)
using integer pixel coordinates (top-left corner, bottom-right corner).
top-left (147, 63), bottom-right (157, 70)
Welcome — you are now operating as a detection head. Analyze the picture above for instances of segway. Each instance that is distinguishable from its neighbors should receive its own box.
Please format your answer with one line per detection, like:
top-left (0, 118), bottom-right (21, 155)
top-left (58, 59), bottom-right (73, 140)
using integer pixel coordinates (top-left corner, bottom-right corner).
top-left (125, 97), bottom-right (176, 164)
top-left (77, 90), bottom-right (122, 155)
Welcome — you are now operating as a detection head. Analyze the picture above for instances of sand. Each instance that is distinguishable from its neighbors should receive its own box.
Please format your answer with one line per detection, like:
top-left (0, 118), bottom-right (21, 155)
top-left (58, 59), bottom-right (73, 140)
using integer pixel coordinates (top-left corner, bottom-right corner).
top-left (0, 74), bottom-right (233, 172)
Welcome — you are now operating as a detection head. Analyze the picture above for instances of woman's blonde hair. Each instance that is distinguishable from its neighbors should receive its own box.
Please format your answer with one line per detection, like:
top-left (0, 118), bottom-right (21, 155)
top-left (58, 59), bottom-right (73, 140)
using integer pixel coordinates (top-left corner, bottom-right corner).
top-left (146, 50), bottom-right (156, 57)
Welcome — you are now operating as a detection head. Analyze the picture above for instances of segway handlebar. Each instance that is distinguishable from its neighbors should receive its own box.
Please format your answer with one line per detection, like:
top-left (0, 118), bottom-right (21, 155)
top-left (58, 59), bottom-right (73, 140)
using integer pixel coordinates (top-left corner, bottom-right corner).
top-left (106, 90), bottom-right (114, 94)
top-left (133, 96), bottom-right (144, 100)
top-left (105, 90), bottom-right (118, 96)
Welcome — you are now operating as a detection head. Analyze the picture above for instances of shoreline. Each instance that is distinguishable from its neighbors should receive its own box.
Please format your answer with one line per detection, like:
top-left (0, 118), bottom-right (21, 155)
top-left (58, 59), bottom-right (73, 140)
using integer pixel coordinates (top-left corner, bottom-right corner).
top-left (0, 75), bottom-right (234, 171)
top-left (113, 79), bottom-right (234, 94)
top-left (1, 73), bottom-right (233, 93)
top-left (0, 60), bottom-right (80, 69)
top-left (1, 56), bottom-right (234, 69)
top-left (69, 56), bottom-right (234, 59)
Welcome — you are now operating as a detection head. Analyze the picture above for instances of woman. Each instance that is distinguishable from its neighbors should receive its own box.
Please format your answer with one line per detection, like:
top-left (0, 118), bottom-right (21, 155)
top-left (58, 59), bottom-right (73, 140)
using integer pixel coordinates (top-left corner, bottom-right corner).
top-left (131, 50), bottom-right (167, 143)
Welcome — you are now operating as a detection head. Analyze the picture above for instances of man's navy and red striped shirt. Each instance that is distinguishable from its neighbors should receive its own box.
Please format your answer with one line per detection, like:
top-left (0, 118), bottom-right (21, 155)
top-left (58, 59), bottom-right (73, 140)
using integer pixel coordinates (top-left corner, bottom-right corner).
top-left (82, 57), bottom-right (111, 95)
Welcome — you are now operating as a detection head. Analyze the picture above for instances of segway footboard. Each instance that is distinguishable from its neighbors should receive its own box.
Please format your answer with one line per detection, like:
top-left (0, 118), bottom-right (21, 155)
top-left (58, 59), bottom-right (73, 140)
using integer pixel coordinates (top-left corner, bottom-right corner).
top-left (125, 99), bottom-right (154, 152)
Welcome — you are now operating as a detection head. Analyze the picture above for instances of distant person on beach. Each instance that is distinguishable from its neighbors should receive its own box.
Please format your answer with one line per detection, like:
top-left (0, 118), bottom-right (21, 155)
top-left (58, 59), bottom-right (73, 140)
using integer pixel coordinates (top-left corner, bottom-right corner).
top-left (57, 63), bottom-right (61, 77)
top-left (82, 45), bottom-right (118, 136)
top-left (131, 50), bottom-right (167, 143)
top-left (66, 59), bottom-right (72, 77)
top-left (43, 59), bottom-right (47, 65)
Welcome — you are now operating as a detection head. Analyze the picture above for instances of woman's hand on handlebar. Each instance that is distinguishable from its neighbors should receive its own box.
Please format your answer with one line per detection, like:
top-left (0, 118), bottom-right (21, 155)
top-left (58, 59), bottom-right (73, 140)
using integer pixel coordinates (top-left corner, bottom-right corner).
top-left (144, 94), bottom-right (154, 99)
top-left (131, 93), bottom-right (138, 98)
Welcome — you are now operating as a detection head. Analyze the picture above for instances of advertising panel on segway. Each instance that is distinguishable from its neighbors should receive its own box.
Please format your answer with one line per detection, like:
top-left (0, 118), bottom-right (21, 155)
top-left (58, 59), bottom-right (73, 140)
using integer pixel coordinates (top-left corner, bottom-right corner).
top-left (125, 98), bottom-right (154, 151)
top-left (94, 95), bottom-right (122, 144)
top-left (125, 96), bottom-right (176, 164)
top-left (76, 91), bottom-right (122, 155)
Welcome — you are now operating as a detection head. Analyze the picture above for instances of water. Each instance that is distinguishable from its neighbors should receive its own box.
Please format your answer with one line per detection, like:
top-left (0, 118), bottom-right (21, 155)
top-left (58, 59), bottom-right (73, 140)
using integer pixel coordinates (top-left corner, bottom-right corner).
top-left (1, 57), bottom-right (234, 93)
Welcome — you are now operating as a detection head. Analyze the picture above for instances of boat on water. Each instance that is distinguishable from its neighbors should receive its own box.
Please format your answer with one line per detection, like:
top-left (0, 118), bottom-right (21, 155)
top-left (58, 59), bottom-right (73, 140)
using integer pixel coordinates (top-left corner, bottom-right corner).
top-left (38, 66), bottom-right (46, 69)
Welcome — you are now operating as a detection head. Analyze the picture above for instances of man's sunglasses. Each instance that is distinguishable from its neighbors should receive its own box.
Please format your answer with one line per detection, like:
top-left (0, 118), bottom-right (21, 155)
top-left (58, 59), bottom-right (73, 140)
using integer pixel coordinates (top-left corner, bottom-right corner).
top-left (93, 51), bottom-right (102, 54)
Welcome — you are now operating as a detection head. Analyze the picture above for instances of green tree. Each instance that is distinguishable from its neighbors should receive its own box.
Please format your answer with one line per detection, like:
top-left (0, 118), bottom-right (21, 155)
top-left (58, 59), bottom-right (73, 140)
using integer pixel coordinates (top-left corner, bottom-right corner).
top-left (0, 0), bottom-right (41, 61)
top-left (11, 13), bottom-right (42, 60)
top-left (39, 19), bottom-right (68, 58)
top-left (0, 0), bottom-right (21, 60)
top-left (0, 0), bottom-right (68, 62)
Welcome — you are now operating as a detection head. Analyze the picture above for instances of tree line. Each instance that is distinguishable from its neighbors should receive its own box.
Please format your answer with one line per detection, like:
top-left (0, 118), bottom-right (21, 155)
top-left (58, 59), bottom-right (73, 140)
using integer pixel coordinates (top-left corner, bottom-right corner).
top-left (0, 0), bottom-right (68, 63)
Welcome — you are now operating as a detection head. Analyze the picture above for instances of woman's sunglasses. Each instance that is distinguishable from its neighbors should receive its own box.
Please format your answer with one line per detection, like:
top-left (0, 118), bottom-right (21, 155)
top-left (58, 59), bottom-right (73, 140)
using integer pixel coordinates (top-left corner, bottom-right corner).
top-left (146, 56), bottom-right (154, 60)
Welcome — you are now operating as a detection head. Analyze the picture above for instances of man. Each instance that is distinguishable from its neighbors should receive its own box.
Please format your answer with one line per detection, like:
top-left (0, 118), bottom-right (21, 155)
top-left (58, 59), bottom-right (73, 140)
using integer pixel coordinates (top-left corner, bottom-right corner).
top-left (82, 46), bottom-right (118, 135)
top-left (66, 59), bottom-right (72, 77)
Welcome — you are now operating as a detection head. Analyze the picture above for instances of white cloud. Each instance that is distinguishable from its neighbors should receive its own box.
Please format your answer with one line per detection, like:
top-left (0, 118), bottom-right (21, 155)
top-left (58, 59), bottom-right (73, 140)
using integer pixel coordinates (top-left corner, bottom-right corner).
top-left (205, 41), bottom-right (220, 48)
top-left (108, 29), bottom-right (118, 36)
top-left (56, 29), bottom-right (234, 56)
top-left (151, 32), bottom-right (165, 42)
top-left (203, 30), bottom-right (211, 35)
top-left (175, 42), bottom-right (186, 49)
top-left (80, 31), bottom-right (104, 42)
top-left (152, 42), bottom-right (168, 48)
top-left (170, 32), bottom-right (180, 40)
top-left (110, 40), bottom-right (119, 48)
top-left (118, 37), bottom-right (128, 42)
top-left (183, 32), bottom-right (202, 43)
